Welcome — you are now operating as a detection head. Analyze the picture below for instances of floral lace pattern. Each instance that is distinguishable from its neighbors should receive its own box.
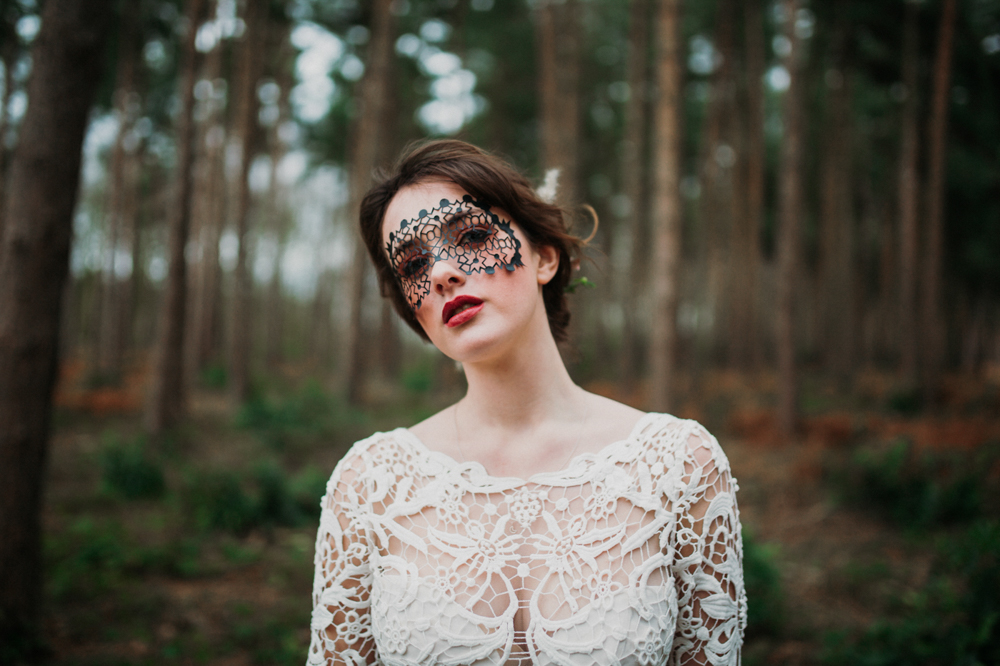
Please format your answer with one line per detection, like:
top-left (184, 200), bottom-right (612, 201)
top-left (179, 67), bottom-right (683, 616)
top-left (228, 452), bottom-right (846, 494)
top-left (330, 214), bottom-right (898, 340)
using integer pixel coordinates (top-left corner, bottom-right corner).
top-left (308, 413), bottom-right (746, 666)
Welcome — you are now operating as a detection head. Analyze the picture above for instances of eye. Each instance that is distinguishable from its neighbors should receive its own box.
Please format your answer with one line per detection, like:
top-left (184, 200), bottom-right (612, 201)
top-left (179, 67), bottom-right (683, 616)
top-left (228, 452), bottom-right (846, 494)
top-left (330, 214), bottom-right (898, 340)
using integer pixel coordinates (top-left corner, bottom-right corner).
top-left (458, 225), bottom-right (493, 245)
top-left (398, 254), bottom-right (430, 279)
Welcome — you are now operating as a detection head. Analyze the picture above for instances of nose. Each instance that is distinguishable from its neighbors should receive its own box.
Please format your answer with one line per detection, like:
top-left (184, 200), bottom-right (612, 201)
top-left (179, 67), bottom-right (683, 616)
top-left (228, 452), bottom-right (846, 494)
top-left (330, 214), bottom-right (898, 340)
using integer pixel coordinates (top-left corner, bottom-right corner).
top-left (430, 257), bottom-right (465, 296)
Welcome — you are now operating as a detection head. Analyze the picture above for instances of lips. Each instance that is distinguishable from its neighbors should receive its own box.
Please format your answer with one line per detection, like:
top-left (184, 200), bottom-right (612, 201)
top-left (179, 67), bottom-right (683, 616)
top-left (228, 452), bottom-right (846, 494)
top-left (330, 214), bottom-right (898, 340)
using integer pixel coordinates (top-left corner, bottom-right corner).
top-left (442, 295), bottom-right (484, 327)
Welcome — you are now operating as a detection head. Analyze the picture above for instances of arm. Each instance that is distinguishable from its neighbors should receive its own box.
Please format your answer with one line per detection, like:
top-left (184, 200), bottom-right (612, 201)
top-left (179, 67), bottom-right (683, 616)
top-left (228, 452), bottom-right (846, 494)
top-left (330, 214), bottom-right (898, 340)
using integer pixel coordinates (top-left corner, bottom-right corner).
top-left (670, 425), bottom-right (746, 666)
top-left (307, 454), bottom-right (379, 666)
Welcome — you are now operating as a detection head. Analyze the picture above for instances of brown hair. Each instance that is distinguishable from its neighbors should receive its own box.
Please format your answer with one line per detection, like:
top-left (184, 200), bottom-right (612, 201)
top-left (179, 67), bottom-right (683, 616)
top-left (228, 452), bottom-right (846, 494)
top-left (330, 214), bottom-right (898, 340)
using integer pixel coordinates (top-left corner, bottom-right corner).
top-left (359, 139), bottom-right (586, 343)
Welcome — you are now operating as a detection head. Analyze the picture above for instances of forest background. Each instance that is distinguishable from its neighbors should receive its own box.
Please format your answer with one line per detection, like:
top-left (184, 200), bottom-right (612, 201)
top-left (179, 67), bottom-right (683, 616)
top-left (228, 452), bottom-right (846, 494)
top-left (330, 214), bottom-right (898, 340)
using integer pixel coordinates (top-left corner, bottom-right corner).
top-left (1, 0), bottom-right (999, 664)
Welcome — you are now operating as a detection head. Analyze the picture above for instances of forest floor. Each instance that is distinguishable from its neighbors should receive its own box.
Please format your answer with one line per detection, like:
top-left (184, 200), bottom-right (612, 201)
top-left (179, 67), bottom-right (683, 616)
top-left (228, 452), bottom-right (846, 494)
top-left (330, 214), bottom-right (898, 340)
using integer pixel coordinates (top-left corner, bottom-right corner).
top-left (38, 360), bottom-right (1000, 665)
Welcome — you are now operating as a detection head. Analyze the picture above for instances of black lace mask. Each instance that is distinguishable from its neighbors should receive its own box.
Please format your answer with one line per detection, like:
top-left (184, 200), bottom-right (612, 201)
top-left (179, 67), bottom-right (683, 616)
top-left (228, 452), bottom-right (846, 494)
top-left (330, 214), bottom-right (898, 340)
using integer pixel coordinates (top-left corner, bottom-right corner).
top-left (386, 195), bottom-right (524, 310)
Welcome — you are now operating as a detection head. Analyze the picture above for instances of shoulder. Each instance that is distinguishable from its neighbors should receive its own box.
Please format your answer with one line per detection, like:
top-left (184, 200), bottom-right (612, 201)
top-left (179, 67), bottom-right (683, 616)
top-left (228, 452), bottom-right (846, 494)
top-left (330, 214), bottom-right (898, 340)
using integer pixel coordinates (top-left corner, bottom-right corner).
top-left (324, 428), bottom-right (414, 494)
top-left (636, 413), bottom-right (733, 476)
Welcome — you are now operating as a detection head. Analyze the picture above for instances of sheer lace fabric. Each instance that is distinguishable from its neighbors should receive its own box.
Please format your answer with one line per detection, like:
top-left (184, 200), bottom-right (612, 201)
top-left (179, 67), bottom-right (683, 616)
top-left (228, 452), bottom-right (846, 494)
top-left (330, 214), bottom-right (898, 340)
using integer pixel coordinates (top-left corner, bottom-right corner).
top-left (308, 413), bottom-right (746, 666)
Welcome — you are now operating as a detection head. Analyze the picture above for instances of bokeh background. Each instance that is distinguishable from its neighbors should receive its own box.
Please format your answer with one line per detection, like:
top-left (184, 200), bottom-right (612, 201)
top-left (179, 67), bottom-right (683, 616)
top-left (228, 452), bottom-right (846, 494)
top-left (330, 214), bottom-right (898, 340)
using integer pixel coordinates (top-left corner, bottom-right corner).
top-left (1, 0), bottom-right (999, 664)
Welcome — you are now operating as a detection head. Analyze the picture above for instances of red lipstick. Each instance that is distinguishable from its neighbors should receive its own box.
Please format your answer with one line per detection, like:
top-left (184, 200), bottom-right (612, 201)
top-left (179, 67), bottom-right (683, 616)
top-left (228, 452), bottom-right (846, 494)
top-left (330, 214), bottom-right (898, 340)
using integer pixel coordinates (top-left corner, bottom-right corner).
top-left (443, 295), bottom-right (484, 327)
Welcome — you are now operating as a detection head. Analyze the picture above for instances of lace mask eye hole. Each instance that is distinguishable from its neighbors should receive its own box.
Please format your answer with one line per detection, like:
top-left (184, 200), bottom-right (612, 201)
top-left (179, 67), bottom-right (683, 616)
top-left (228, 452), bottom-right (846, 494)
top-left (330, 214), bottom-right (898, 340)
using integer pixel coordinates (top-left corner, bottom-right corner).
top-left (457, 224), bottom-right (493, 247)
top-left (397, 248), bottom-right (432, 280)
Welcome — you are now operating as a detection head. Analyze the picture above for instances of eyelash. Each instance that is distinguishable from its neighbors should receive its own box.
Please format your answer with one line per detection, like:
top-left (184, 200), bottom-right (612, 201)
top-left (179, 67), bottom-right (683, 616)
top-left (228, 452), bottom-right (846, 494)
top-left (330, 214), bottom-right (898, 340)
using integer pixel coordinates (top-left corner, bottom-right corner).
top-left (458, 225), bottom-right (492, 245)
top-left (399, 255), bottom-right (429, 279)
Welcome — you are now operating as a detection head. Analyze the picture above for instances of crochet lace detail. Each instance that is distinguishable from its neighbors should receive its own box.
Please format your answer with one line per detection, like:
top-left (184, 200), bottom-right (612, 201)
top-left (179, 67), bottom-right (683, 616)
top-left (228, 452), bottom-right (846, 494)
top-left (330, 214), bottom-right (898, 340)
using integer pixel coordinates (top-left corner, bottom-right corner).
top-left (308, 413), bottom-right (746, 666)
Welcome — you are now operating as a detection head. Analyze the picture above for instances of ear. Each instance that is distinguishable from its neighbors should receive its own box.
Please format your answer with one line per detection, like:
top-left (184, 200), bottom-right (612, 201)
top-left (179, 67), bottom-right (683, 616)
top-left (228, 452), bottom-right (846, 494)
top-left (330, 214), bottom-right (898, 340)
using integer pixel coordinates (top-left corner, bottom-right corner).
top-left (535, 244), bottom-right (560, 285)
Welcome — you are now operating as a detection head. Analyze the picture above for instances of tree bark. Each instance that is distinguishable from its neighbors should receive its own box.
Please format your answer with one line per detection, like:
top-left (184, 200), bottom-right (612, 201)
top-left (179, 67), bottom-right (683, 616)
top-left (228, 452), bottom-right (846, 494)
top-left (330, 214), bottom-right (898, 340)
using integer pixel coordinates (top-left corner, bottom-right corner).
top-left (619, 0), bottom-right (650, 392)
top-left (700, 0), bottom-right (738, 368)
top-left (897, 0), bottom-right (921, 384)
top-left (735, 0), bottom-right (766, 370)
top-left (921, 0), bottom-right (957, 403)
top-left (146, 0), bottom-right (208, 434)
top-left (0, 0), bottom-right (112, 651)
top-left (98, 0), bottom-right (141, 379)
top-left (534, 0), bottom-right (581, 206)
top-left (0, 40), bottom-right (18, 247)
top-left (188, 21), bottom-right (227, 379)
top-left (229, 0), bottom-right (267, 403)
top-left (776, 0), bottom-right (805, 436)
top-left (649, 0), bottom-right (683, 412)
top-left (344, 0), bottom-right (395, 404)
top-left (818, 6), bottom-right (855, 383)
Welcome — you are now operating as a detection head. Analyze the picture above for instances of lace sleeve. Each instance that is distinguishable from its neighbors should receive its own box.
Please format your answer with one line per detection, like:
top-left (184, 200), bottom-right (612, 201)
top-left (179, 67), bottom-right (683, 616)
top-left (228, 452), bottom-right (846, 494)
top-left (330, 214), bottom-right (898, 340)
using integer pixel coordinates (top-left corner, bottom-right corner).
top-left (669, 424), bottom-right (746, 666)
top-left (307, 448), bottom-right (379, 666)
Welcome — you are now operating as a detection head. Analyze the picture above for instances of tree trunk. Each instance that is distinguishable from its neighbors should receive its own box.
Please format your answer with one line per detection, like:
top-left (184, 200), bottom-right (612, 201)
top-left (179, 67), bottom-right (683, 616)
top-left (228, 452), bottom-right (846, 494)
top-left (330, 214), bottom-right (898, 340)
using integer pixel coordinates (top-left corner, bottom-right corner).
top-left (344, 0), bottom-right (395, 404)
top-left (732, 0), bottom-right (766, 371)
top-left (897, 0), bottom-right (921, 384)
top-left (776, 0), bottom-right (805, 436)
top-left (699, 0), bottom-right (738, 368)
top-left (146, 0), bottom-right (208, 435)
top-left (818, 6), bottom-right (855, 383)
top-left (0, 0), bottom-right (111, 651)
top-left (0, 41), bottom-right (17, 246)
top-left (921, 0), bottom-right (957, 403)
top-left (188, 25), bottom-right (227, 379)
top-left (98, 0), bottom-right (141, 380)
top-left (229, 0), bottom-right (266, 403)
top-left (649, 0), bottom-right (683, 412)
top-left (534, 0), bottom-right (581, 205)
top-left (619, 0), bottom-right (650, 392)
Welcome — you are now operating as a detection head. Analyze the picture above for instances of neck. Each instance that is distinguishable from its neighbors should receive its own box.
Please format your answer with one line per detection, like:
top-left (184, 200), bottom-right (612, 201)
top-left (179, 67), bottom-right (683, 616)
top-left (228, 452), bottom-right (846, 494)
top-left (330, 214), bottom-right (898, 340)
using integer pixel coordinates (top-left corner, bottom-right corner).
top-left (458, 318), bottom-right (583, 431)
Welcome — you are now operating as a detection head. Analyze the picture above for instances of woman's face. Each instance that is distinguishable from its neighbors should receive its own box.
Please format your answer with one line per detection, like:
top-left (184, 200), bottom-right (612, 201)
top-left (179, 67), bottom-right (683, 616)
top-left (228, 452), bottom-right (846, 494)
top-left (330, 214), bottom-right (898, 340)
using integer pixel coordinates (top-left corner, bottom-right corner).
top-left (382, 180), bottom-right (558, 361)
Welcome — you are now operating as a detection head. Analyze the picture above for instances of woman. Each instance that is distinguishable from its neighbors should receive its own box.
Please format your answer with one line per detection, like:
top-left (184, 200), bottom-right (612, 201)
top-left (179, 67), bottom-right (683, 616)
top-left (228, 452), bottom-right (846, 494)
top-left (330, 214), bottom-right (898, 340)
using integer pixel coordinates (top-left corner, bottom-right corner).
top-left (308, 140), bottom-right (745, 665)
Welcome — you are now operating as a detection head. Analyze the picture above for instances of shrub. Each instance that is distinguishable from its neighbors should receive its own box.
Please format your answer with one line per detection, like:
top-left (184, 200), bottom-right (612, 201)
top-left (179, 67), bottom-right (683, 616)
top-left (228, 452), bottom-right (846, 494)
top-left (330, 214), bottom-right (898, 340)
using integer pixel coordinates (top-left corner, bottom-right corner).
top-left (831, 438), bottom-right (997, 529)
top-left (742, 528), bottom-right (784, 638)
top-left (236, 381), bottom-right (364, 450)
top-left (185, 471), bottom-right (258, 535)
top-left (822, 519), bottom-right (1000, 666)
top-left (99, 433), bottom-right (166, 500)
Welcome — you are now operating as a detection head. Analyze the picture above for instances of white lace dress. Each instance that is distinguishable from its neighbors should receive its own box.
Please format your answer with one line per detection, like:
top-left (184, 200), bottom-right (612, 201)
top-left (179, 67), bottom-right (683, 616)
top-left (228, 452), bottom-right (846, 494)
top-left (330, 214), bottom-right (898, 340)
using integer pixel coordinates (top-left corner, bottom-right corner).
top-left (308, 412), bottom-right (746, 666)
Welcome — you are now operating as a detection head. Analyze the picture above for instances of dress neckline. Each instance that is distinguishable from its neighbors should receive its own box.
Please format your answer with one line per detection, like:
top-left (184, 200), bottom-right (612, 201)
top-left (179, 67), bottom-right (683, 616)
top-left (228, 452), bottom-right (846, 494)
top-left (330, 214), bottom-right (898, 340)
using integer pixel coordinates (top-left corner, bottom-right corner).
top-left (396, 411), bottom-right (666, 485)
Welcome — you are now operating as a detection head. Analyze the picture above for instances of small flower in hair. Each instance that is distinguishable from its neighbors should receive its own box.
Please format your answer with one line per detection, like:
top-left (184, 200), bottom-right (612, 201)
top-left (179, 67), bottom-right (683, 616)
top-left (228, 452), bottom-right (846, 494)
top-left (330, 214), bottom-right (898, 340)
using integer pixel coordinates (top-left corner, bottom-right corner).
top-left (536, 168), bottom-right (561, 204)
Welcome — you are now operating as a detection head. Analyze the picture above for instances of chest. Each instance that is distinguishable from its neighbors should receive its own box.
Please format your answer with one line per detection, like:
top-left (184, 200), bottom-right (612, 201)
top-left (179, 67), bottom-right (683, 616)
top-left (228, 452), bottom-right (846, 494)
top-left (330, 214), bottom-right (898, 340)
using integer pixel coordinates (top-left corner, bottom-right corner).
top-left (364, 468), bottom-right (681, 665)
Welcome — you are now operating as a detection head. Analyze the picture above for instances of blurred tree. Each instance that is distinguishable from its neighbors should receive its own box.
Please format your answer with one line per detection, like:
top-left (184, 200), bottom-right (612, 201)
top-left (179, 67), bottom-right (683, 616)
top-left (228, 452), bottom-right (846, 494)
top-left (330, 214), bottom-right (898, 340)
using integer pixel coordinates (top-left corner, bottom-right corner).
top-left (649, 0), bottom-right (683, 412)
top-left (345, 0), bottom-right (395, 405)
top-left (921, 0), bottom-right (957, 402)
top-left (188, 4), bottom-right (229, 379)
top-left (818, 0), bottom-right (856, 383)
top-left (230, 0), bottom-right (268, 403)
top-left (897, 0), bottom-right (921, 384)
top-left (97, 0), bottom-right (143, 381)
top-left (146, 0), bottom-right (210, 435)
top-left (0, 0), bottom-right (112, 653)
top-left (776, 0), bottom-right (806, 435)
top-left (0, 0), bottom-right (27, 247)
top-left (534, 0), bottom-right (581, 206)
top-left (619, 0), bottom-right (650, 392)
top-left (731, 0), bottom-right (767, 370)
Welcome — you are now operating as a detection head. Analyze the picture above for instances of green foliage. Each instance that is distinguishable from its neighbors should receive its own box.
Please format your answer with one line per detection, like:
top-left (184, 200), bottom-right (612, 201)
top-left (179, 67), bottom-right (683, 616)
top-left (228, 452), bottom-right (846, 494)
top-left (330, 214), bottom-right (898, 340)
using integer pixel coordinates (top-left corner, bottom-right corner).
top-left (236, 380), bottom-right (364, 450)
top-left (887, 385), bottom-right (923, 416)
top-left (184, 463), bottom-right (325, 534)
top-left (47, 518), bottom-right (130, 601)
top-left (99, 433), bottom-right (166, 500)
top-left (822, 520), bottom-right (1000, 666)
top-left (185, 470), bottom-right (259, 535)
top-left (831, 438), bottom-right (998, 529)
top-left (564, 276), bottom-right (596, 294)
top-left (742, 528), bottom-right (785, 638)
top-left (198, 362), bottom-right (228, 389)
top-left (401, 361), bottom-right (434, 394)
top-left (229, 608), bottom-right (309, 666)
